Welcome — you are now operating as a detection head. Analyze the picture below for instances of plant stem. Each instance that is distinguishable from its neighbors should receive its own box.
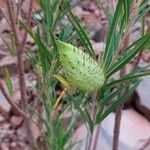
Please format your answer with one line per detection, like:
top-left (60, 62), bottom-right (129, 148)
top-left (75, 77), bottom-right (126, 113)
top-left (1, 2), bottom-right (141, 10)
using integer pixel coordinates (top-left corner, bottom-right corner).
top-left (112, 67), bottom-right (126, 150)
top-left (133, 19), bottom-right (150, 69)
top-left (113, 106), bottom-right (122, 150)
top-left (7, 0), bottom-right (37, 149)
top-left (113, 1), bottom-right (140, 149)
top-left (0, 79), bottom-right (29, 119)
top-left (86, 100), bottom-right (97, 150)
top-left (20, 0), bottom-right (33, 50)
top-left (113, 8), bottom-right (149, 150)
top-left (92, 124), bottom-right (101, 150)
top-left (113, 31), bottom-right (131, 150)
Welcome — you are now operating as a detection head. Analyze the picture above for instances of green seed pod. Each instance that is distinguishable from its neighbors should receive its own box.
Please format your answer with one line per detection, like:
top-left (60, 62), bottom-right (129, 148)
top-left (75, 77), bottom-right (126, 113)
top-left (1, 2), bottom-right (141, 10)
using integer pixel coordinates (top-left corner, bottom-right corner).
top-left (56, 40), bottom-right (105, 92)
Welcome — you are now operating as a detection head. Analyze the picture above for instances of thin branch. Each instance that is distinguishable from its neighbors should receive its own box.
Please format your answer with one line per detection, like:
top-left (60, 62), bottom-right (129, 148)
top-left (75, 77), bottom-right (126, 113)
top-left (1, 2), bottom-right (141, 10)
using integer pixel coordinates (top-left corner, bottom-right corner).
top-left (0, 79), bottom-right (29, 119)
top-left (20, 0), bottom-right (33, 51)
top-left (113, 5), bottom-right (149, 149)
top-left (7, 0), bottom-right (20, 44)
top-left (112, 66), bottom-right (126, 150)
top-left (112, 1), bottom-right (143, 149)
top-left (113, 107), bottom-right (122, 150)
top-left (133, 24), bottom-right (150, 68)
top-left (86, 103), bottom-right (97, 150)
top-left (7, 0), bottom-right (33, 110)
top-left (7, 0), bottom-right (37, 149)
top-left (112, 0), bottom-right (140, 147)
top-left (92, 125), bottom-right (101, 150)
top-left (16, 0), bottom-right (25, 21)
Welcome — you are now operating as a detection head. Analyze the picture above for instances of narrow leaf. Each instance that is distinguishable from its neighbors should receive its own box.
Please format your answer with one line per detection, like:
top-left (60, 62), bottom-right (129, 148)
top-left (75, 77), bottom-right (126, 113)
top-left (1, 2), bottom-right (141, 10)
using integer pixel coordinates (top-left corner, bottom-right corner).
top-left (96, 81), bottom-right (140, 124)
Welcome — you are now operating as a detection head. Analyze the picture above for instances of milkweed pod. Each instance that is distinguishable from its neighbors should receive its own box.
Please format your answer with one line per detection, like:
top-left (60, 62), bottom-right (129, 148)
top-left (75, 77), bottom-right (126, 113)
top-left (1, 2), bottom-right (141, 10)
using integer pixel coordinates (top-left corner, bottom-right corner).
top-left (56, 39), bottom-right (105, 92)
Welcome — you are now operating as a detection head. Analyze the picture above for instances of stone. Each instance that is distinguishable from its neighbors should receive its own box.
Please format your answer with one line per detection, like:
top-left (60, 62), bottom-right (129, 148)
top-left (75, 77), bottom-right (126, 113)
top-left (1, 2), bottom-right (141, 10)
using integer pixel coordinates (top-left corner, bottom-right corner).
top-left (137, 76), bottom-right (150, 109)
top-left (73, 109), bottom-right (150, 150)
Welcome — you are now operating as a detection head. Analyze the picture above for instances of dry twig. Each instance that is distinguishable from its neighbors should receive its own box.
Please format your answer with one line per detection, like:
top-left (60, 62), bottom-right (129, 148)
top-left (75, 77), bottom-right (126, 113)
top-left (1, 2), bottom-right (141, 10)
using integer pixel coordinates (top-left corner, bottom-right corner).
top-left (133, 23), bottom-right (150, 68)
top-left (6, 0), bottom-right (37, 149)
top-left (113, 1), bottom-right (139, 150)
top-left (0, 79), bottom-right (29, 119)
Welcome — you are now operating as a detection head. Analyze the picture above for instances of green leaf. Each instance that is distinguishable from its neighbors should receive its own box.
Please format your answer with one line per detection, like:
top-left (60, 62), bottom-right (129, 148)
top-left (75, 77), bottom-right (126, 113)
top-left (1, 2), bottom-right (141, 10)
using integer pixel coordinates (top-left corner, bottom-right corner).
top-left (79, 107), bottom-right (94, 133)
top-left (25, 51), bottom-right (38, 67)
top-left (123, 0), bottom-right (131, 22)
top-left (103, 0), bottom-right (123, 68)
top-left (74, 99), bottom-right (94, 133)
top-left (96, 81), bottom-right (132, 121)
top-left (139, 0), bottom-right (149, 12)
top-left (107, 33), bottom-right (150, 77)
top-left (19, 20), bottom-right (34, 37)
top-left (64, 2), bottom-right (95, 57)
top-left (107, 72), bottom-right (150, 88)
top-left (34, 29), bottom-right (52, 77)
top-left (135, 7), bottom-right (150, 22)
top-left (101, 82), bottom-right (132, 108)
top-left (96, 81), bottom-right (140, 124)
top-left (59, 23), bottom-right (73, 41)
top-left (3, 68), bottom-right (13, 96)
top-left (59, 23), bottom-right (78, 43)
